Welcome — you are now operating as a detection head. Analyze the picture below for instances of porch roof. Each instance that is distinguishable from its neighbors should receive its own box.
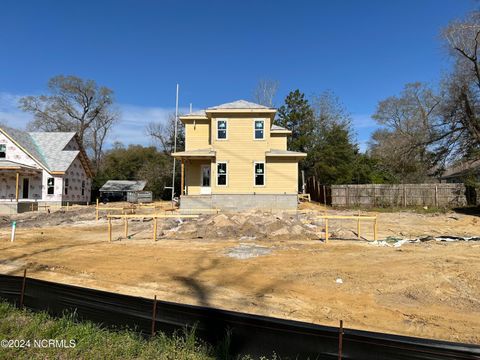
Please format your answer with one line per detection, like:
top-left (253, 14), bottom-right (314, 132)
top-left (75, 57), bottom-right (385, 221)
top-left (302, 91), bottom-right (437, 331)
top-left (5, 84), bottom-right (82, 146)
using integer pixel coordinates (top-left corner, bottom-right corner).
top-left (171, 148), bottom-right (216, 159)
top-left (265, 149), bottom-right (307, 158)
top-left (0, 160), bottom-right (42, 173)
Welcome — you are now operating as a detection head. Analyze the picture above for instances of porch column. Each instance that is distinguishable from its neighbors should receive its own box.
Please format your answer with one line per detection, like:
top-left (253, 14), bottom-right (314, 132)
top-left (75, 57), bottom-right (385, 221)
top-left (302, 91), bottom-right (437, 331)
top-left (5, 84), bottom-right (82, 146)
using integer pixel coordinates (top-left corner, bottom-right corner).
top-left (15, 172), bottom-right (19, 201)
top-left (180, 160), bottom-right (184, 196)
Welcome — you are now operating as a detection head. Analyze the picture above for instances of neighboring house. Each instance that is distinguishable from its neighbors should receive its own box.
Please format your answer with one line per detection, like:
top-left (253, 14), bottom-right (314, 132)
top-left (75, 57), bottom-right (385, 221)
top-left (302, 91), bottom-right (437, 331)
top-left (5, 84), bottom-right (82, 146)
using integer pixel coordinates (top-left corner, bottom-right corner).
top-left (0, 126), bottom-right (93, 213)
top-left (440, 159), bottom-right (480, 205)
top-left (171, 100), bottom-right (306, 211)
top-left (99, 180), bottom-right (147, 202)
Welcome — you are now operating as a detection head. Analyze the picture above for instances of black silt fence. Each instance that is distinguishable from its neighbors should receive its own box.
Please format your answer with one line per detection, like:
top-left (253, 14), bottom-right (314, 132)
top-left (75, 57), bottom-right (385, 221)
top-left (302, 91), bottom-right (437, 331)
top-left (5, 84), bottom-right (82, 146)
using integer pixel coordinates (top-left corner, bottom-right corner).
top-left (0, 274), bottom-right (479, 360)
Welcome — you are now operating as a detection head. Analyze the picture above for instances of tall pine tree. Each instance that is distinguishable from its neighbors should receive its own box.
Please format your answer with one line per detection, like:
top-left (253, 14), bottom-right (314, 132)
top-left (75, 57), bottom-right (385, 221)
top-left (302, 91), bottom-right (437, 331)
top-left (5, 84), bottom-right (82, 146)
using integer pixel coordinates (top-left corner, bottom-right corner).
top-left (276, 90), bottom-right (315, 155)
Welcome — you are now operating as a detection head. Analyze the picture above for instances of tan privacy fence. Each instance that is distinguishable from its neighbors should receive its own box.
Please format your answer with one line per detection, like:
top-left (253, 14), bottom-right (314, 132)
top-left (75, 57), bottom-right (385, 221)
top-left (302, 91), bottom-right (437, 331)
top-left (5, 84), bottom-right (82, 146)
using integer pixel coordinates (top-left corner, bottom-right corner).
top-left (330, 184), bottom-right (467, 207)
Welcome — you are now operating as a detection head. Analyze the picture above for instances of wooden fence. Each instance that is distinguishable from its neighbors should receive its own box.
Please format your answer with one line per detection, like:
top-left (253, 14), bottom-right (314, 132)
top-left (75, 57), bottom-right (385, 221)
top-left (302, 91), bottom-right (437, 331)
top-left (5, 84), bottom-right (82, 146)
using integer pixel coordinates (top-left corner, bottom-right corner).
top-left (306, 178), bottom-right (468, 208)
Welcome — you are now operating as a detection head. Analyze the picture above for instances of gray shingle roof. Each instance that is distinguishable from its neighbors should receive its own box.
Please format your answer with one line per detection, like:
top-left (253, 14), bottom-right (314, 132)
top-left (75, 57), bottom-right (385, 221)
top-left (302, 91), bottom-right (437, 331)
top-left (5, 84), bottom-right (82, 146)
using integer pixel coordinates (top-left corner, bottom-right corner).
top-left (266, 149), bottom-right (307, 157)
top-left (29, 132), bottom-right (78, 172)
top-left (0, 159), bottom-right (40, 170)
top-left (271, 124), bottom-right (288, 131)
top-left (1, 126), bottom-right (49, 169)
top-left (100, 180), bottom-right (147, 192)
top-left (207, 100), bottom-right (270, 110)
top-left (183, 110), bottom-right (207, 117)
top-left (0, 126), bottom-right (80, 172)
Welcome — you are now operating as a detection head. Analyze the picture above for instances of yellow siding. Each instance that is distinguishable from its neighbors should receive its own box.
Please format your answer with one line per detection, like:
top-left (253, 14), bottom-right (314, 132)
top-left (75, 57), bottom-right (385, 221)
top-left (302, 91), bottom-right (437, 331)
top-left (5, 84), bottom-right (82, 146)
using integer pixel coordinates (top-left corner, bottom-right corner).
top-left (183, 114), bottom-right (299, 195)
top-left (269, 133), bottom-right (287, 150)
top-left (184, 119), bottom-right (211, 150)
top-left (185, 160), bottom-right (210, 195)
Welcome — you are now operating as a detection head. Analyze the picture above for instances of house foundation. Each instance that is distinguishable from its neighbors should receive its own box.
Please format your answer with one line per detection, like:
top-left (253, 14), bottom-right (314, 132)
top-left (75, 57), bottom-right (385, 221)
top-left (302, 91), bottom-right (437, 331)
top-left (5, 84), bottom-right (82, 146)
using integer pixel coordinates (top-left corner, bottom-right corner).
top-left (180, 194), bottom-right (298, 212)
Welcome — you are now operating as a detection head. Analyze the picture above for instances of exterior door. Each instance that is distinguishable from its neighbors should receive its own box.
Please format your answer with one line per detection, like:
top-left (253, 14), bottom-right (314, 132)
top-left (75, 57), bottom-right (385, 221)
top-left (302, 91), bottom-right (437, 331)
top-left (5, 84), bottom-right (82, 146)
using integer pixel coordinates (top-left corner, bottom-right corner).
top-left (22, 178), bottom-right (29, 199)
top-left (200, 165), bottom-right (211, 194)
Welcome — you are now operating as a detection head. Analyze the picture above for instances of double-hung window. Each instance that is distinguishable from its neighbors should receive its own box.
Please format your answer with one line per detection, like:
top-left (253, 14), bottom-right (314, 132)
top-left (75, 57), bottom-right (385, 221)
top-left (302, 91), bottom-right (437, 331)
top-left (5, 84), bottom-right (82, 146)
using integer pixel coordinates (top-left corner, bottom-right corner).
top-left (217, 119), bottom-right (227, 140)
top-left (64, 178), bottom-right (69, 195)
top-left (0, 144), bottom-right (6, 158)
top-left (81, 180), bottom-right (85, 196)
top-left (47, 178), bottom-right (55, 195)
top-left (254, 162), bottom-right (265, 186)
top-left (254, 119), bottom-right (264, 140)
top-left (217, 162), bottom-right (228, 186)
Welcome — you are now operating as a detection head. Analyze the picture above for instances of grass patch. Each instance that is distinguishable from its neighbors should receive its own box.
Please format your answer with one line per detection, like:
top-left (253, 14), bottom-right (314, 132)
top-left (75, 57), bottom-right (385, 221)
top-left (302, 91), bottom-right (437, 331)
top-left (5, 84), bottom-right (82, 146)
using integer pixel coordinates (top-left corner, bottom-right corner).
top-left (0, 301), bottom-right (273, 360)
top-left (339, 205), bottom-right (451, 214)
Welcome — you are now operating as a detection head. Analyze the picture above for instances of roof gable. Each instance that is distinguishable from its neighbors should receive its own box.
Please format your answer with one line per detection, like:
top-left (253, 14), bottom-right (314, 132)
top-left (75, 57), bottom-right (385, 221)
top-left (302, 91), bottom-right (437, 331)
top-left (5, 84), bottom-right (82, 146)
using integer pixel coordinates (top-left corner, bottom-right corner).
top-left (0, 126), bottom-right (93, 176)
top-left (207, 100), bottom-right (271, 110)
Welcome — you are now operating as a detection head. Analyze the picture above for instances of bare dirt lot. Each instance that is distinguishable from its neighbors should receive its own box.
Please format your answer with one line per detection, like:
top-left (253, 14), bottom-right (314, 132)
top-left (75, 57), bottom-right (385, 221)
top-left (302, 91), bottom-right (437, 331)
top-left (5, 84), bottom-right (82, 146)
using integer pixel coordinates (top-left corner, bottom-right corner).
top-left (1, 202), bottom-right (479, 344)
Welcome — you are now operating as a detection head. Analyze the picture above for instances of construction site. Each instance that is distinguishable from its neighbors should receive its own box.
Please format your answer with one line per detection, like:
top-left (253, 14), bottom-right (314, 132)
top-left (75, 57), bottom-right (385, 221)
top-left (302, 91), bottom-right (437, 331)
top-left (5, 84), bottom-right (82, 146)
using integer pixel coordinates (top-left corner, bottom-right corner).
top-left (0, 201), bottom-right (479, 345)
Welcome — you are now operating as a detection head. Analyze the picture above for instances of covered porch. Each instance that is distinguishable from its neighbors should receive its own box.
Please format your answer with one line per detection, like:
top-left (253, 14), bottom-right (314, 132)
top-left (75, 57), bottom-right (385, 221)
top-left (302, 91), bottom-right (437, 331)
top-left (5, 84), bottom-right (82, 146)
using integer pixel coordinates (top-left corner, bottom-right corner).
top-left (171, 148), bottom-right (215, 196)
top-left (0, 160), bottom-right (42, 214)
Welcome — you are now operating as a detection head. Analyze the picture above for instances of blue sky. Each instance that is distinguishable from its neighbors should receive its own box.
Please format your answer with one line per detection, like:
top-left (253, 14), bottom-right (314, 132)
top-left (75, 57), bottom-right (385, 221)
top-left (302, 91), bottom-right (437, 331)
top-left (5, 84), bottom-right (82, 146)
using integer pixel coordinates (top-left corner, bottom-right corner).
top-left (0, 0), bottom-right (476, 150)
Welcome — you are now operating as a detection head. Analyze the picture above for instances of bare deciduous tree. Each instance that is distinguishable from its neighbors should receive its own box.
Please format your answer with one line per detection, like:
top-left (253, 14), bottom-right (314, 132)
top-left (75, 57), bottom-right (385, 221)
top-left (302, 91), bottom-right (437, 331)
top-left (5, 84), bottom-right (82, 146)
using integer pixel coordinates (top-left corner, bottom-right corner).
top-left (252, 79), bottom-right (279, 107)
top-left (19, 75), bottom-right (117, 161)
top-left (146, 113), bottom-right (184, 154)
top-left (440, 12), bottom-right (480, 157)
top-left (370, 82), bottom-right (440, 181)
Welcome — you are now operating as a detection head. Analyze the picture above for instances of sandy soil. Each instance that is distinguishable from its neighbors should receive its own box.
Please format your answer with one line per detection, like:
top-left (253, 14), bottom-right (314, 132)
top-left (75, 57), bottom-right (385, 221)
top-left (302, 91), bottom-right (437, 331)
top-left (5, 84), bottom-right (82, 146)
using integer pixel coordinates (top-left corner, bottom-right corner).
top-left (0, 203), bottom-right (479, 344)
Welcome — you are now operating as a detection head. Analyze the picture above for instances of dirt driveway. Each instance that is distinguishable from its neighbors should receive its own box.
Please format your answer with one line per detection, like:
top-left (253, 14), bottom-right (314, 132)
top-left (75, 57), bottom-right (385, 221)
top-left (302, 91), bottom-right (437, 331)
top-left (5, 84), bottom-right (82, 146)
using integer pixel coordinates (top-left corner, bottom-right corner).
top-left (0, 204), bottom-right (479, 344)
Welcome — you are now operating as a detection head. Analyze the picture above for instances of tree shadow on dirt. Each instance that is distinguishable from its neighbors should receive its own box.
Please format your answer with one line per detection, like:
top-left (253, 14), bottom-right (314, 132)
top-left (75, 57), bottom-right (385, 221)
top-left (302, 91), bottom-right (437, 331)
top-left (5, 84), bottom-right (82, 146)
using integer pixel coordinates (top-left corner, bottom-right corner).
top-left (165, 255), bottom-right (297, 357)
top-left (452, 206), bottom-right (480, 217)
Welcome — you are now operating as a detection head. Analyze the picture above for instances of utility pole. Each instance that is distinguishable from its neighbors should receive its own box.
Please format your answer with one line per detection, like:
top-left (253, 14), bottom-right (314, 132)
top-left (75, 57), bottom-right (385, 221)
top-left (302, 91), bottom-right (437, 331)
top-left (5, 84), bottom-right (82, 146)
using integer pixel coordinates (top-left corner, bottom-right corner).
top-left (171, 84), bottom-right (179, 204)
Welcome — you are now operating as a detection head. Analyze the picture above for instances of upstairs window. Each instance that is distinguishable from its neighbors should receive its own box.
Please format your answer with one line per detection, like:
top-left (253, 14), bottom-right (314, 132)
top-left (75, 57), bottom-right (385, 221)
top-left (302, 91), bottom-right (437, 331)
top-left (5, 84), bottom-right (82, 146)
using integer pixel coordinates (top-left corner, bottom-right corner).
top-left (47, 178), bottom-right (55, 195)
top-left (217, 162), bottom-right (228, 186)
top-left (64, 178), bottom-right (69, 195)
top-left (81, 180), bottom-right (85, 196)
top-left (254, 162), bottom-right (265, 186)
top-left (217, 119), bottom-right (227, 140)
top-left (254, 120), bottom-right (264, 140)
top-left (0, 144), bottom-right (6, 158)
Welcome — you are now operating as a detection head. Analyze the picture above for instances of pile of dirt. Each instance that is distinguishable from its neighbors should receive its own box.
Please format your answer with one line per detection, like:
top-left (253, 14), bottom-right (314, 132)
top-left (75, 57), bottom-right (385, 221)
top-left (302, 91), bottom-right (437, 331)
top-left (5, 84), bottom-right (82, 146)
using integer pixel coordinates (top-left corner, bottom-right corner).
top-left (0, 207), bottom-right (96, 228)
top-left (160, 211), bottom-right (324, 241)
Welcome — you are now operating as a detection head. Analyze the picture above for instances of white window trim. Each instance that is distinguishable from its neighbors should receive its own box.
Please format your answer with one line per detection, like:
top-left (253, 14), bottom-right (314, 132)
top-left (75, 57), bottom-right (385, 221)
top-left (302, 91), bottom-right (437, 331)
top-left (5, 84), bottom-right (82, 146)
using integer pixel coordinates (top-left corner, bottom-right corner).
top-left (216, 161), bottom-right (228, 187)
top-left (253, 119), bottom-right (265, 140)
top-left (216, 118), bottom-right (228, 141)
top-left (253, 161), bottom-right (266, 187)
top-left (47, 177), bottom-right (55, 195)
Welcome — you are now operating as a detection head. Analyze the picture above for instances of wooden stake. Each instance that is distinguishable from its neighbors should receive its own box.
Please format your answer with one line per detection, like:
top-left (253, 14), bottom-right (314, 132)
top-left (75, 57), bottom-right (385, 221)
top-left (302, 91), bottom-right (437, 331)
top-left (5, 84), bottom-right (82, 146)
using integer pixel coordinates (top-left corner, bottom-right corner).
top-left (434, 185), bottom-right (438, 207)
top-left (357, 218), bottom-right (360, 240)
top-left (96, 198), bottom-right (99, 221)
top-left (325, 218), bottom-right (329, 244)
top-left (15, 172), bottom-right (19, 202)
top-left (20, 268), bottom-right (27, 308)
top-left (338, 319), bottom-right (344, 360)
top-left (180, 160), bottom-right (184, 196)
top-left (108, 216), bottom-right (112, 242)
top-left (374, 217), bottom-right (378, 241)
top-left (153, 217), bottom-right (158, 241)
top-left (124, 217), bottom-right (128, 238)
top-left (151, 295), bottom-right (157, 337)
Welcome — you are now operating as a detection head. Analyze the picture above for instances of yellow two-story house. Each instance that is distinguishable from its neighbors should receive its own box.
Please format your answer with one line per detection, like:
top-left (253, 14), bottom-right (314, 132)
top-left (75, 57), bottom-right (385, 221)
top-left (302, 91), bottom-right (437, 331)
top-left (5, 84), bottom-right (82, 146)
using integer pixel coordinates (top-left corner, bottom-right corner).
top-left (172, 100), bottom-right (306, 211)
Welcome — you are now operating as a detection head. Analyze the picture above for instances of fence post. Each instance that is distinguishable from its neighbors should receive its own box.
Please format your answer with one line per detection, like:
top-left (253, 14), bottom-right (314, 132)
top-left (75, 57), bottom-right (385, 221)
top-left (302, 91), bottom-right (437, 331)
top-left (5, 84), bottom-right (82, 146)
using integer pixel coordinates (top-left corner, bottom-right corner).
top-left (96, 198), bottom-right (99, 221)
top-left (20, 268), bottom-right (27, 308)
top-left (403, 186), bottom-right (407, 207)
top-left (435, 185), bottom-right (438, 207)
top-left (108, 215), bottom-right (112, 242)
top-left (338, 319), bottom-right (344, 360)
top-left (325, 218), bottom-right (329, 244)
top-left (151, 295), bottom-right (157, 337)
top-left (346, 186), bottom-right (349, 207)
top-left (323, 185), bottom-right (327, 206)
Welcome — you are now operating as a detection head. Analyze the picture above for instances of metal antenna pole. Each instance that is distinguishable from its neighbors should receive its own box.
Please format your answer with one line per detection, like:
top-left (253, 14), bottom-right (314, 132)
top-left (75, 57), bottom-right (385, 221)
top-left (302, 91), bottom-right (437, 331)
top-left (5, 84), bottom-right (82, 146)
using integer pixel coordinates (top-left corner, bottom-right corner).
top-left (171, 84), bottom-right (179, 203)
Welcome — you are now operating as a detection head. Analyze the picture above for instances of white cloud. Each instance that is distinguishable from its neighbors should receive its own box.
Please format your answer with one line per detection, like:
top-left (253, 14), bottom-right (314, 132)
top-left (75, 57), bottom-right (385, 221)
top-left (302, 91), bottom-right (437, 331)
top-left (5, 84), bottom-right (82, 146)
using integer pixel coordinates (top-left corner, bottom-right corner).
top-left (0, 92), bottom-right (32, 129)
top-left (0, 91), bottom-right (190, 149)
